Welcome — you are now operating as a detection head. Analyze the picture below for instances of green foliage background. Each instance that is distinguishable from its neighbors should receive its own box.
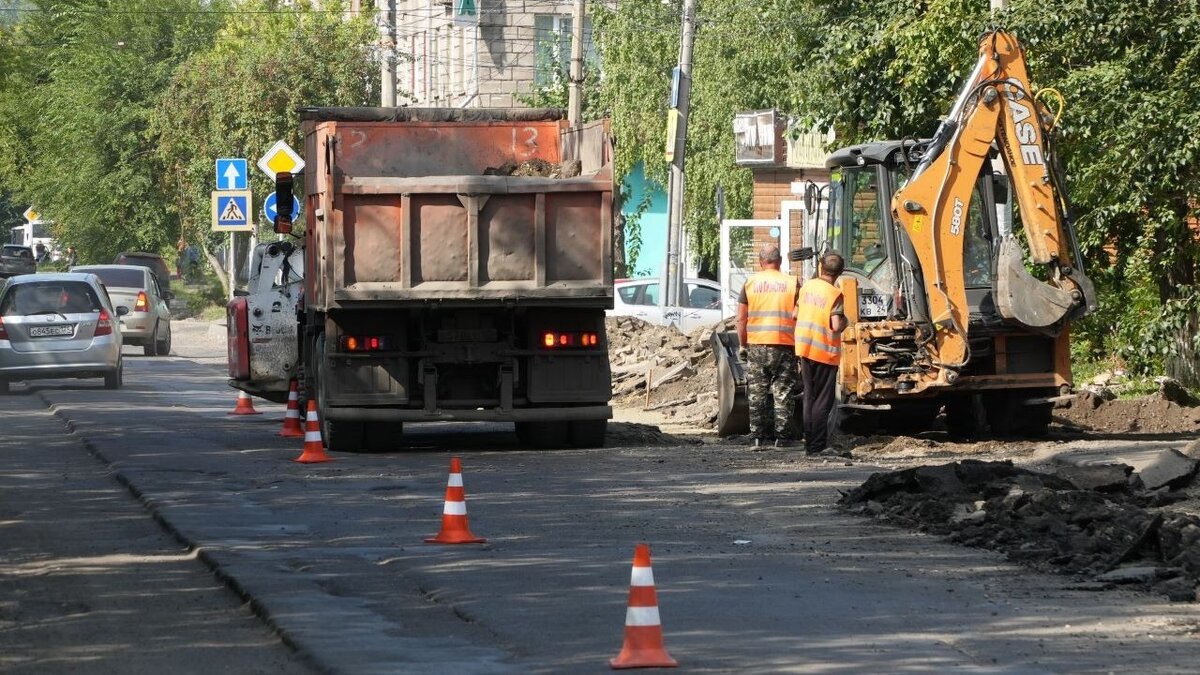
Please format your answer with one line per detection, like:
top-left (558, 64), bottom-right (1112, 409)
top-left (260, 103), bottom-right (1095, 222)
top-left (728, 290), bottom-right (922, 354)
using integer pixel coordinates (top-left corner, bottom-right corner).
top-left (0, 0), bottom-right (376, 267)
top-left (592, 0), bottom-right (1200, 380)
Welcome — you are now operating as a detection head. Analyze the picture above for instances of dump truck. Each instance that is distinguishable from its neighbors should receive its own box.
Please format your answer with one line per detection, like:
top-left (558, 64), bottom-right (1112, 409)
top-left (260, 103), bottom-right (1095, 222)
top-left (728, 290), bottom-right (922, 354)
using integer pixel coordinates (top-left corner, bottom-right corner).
top-left (715, 30), bottom-right (1097, 438)
top-left (229, 108), bottom-right (615, 450)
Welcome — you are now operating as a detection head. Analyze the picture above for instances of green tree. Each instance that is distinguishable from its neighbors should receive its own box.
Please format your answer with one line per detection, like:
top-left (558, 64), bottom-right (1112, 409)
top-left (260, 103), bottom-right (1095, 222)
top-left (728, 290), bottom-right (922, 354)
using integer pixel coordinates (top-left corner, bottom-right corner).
top-left (593, 0), bottom-right (822, 274)
top-left (793, 0), bottom-right (1200, 383)
top-left (150, 0), bottom-right (377, 292)
top-left (0, 0), bottom-right (225, 264)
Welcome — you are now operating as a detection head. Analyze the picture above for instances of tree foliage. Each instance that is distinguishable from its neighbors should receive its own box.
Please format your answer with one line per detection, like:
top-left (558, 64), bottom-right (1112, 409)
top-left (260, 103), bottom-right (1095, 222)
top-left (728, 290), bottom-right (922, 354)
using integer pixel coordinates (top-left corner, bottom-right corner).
top-left (593, 0), bottom-right (822, 274)
top-left (0, 0), bottom-right (225, 262)
top-left (0, 0), bottom-right (375, 268)
top-left (151, 0), bottom-right (377, 256)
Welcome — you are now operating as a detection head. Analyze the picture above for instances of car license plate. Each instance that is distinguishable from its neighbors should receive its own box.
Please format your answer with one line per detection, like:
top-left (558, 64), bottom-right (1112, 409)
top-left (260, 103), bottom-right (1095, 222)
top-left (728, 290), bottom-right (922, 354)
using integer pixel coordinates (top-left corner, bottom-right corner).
top-left (29, 324), bottom-right (75, 338)
top-left (859, 292), bottom-right (887, 319)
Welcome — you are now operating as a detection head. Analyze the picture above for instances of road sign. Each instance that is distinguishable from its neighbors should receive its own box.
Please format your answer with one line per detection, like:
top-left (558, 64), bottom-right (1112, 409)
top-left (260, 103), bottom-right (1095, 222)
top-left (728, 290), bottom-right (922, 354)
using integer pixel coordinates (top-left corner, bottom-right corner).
top-left (257, 140), bottom-right (305, 180)
top-left (262, 192), bottom-right (302, 223)
top-left (211, 190), bottom-right (253, 232)
top-left (23, 207), bottom-right (40, 222)
top-left (215, 158), bottom-right (248, 191)
top-left (454, 0), bottom-right (479, 26)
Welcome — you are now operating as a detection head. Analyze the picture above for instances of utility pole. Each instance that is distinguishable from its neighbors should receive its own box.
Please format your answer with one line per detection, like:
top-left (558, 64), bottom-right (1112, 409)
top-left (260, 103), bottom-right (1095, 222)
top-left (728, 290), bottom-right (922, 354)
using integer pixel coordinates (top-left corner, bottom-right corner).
top-left (379, 0), bottom-right (396, 106)
top-left (567, 0), bottom-right (586, 128)
top-left (663, 0), bottom-right (695, 309)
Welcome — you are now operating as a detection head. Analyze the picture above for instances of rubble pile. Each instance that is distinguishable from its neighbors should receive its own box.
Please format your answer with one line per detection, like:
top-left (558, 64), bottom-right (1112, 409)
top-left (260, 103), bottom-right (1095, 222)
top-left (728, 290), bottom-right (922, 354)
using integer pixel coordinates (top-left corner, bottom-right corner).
top-left (483, 158), bottom-right (582, 178)
top-left (606, 316), bottom-right (724, 427)
top-left (841, 452), bottom-right (1200, 601)
top-left (1060, 374), bottom-right (1200, 434)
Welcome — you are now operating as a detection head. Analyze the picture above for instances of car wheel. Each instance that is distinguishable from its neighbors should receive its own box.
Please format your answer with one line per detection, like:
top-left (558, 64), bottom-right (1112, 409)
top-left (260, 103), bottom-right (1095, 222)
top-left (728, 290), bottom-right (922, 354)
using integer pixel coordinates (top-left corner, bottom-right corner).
top-left (104, 362), bottom-right (122, 390)
top-left (156, 322), bottom-right (171, 356)
top-left (143, 321), bottom-right (159, 356)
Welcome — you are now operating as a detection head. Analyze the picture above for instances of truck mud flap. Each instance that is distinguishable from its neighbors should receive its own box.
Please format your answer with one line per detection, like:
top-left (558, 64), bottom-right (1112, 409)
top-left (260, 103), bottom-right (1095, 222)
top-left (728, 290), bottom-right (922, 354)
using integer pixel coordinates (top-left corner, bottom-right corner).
top-left (711, 331), bottom-right (749, 437)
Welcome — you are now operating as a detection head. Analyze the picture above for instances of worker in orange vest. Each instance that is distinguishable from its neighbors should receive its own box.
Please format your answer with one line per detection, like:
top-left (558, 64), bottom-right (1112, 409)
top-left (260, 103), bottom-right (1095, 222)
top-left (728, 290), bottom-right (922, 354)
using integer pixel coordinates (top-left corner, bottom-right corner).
top-left (795, 251), bottom-right (847, 456)
top-left (736, 244), bottom-right (800, 449)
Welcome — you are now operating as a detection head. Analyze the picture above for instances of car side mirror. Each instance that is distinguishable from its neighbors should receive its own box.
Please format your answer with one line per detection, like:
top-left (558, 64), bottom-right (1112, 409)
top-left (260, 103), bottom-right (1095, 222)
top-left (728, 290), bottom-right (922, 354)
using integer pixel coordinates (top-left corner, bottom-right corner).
top-left (163, 291), bottom-right (175, 301)
top-left (116, 306), bottom-right (130, 316)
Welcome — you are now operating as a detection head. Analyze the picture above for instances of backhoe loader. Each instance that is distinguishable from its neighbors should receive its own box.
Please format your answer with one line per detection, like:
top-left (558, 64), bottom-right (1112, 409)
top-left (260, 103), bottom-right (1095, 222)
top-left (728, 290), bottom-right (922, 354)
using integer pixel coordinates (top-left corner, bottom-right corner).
top-left (715, 30), bottom-right (1097, 438)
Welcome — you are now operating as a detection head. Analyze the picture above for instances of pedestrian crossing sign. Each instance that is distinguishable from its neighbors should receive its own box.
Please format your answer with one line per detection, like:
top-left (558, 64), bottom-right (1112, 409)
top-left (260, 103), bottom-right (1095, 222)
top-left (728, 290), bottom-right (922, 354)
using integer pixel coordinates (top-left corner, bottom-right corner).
top-left (211, 190), bottom-right (253, 232)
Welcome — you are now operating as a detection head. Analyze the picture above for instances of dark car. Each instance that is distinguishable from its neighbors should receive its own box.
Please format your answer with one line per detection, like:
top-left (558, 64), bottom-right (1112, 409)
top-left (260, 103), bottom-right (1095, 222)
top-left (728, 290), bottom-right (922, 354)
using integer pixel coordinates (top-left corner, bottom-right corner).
top-left (0, 245), bottom-right (37, 278)
top-left (113, 251), bottom-right (171, 292)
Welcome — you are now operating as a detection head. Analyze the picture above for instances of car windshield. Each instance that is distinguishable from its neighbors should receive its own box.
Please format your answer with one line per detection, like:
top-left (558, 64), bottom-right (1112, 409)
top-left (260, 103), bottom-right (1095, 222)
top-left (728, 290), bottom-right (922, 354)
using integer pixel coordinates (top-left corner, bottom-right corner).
top-left (0, 281), bottom-right (103, 316)
top-left (81, 268), bottom-right (145, 289)
top-left (2, 246), bottom-right (30, 258)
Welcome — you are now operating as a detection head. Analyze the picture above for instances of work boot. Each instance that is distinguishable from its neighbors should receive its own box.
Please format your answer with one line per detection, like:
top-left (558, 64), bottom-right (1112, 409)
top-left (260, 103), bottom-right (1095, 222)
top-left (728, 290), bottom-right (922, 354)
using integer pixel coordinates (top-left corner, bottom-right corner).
top-left (774, 438), bottom-right (794, 449)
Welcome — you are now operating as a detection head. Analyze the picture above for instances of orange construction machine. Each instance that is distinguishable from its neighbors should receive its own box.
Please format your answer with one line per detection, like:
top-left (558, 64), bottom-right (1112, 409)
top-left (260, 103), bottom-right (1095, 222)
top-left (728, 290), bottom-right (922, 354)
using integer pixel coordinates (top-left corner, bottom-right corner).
top-left (716, 30), bottom-right (1097, 437)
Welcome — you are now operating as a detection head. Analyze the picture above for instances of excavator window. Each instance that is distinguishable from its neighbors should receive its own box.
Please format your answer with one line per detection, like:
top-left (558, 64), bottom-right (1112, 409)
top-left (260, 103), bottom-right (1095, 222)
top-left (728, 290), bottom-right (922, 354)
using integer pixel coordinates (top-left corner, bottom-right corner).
top-left (844, 169), bottom-right (886, 276)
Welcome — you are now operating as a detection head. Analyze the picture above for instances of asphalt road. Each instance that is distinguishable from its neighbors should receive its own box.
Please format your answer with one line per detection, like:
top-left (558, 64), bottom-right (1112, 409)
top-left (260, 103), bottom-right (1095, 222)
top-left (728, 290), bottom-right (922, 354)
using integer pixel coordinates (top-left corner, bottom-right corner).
top-left (4, 327), bottom-right (1200, 673)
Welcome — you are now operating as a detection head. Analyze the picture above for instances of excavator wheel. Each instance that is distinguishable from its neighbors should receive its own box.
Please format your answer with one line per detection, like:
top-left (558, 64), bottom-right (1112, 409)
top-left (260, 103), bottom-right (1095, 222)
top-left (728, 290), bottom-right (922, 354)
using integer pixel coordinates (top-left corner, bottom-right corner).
top-left (711, 331), bottom-right (749, 437)
top-left (945, 394), bottom-right (987, 439)
top-left (983, 389), bottom-right (1053, 438)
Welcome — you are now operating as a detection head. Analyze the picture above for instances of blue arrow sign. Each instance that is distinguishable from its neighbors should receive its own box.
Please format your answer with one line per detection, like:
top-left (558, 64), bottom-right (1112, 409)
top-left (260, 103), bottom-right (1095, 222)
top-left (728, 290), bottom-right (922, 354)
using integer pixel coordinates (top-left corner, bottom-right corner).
top-left (215, 158), bottom-right (248, 191)
top-left (263, 192), bottom-right (302, 223)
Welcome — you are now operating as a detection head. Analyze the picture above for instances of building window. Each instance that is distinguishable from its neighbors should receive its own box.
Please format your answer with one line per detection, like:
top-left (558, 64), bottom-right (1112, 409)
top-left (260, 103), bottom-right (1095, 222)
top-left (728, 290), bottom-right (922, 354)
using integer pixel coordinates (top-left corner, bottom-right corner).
top-left (533, 14), bottom-right (596, 89)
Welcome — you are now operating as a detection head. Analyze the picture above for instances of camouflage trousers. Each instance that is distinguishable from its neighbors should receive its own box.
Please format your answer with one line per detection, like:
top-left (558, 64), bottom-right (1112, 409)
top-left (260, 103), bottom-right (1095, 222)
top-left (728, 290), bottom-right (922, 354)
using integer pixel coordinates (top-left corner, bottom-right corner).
top-left (746, 344), bottom-right (799, 440)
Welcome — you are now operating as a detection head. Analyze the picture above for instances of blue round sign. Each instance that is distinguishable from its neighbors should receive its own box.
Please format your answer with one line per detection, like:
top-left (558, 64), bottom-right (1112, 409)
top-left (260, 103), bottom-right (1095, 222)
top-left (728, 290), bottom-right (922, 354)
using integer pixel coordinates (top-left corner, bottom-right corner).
top-left (263, 192), bottom-right (302, 222)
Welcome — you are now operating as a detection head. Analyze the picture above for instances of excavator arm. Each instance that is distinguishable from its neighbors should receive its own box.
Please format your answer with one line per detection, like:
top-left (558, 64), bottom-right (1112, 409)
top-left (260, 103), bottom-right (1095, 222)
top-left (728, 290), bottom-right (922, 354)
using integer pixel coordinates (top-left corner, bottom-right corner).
top-left (890, 30), bottom-right (1096, 390)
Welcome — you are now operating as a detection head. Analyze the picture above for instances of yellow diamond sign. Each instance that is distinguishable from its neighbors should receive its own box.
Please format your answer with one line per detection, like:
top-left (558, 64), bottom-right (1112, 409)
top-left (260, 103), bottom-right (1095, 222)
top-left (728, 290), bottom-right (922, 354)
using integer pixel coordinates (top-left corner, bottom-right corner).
top-left (257, 139), bottom-right (305, 180)
top-left (23, 207), bottom-right (40, 222)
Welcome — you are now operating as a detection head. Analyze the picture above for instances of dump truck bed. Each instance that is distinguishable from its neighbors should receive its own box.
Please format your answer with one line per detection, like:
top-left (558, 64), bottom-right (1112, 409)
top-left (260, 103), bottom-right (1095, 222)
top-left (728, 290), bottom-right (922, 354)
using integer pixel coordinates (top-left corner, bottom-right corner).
top-left (300, 107), bottom-right (614, 310)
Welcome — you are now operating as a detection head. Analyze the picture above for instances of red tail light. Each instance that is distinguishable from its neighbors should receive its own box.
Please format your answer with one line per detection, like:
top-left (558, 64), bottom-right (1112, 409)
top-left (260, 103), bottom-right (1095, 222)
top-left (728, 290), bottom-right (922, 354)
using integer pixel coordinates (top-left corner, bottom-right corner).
top-left (540, 331), bottom-right (601, 349)
top-left (95, 309), bottom-right (113, 336)
top-left (0, 316), bottom-right (7, 340)
top-left (134, 291), bottom-right (149, 312)
top-left (340, 335), bottom-right (388, 352)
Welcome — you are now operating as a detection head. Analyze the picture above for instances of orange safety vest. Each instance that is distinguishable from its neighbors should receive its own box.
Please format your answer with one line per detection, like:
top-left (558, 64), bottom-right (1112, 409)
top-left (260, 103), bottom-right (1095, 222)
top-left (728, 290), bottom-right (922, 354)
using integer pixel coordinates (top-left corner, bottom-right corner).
top-left (794, 278), bottom-right (842, 365)
top-left (744, 269), bottom-right (798, 346)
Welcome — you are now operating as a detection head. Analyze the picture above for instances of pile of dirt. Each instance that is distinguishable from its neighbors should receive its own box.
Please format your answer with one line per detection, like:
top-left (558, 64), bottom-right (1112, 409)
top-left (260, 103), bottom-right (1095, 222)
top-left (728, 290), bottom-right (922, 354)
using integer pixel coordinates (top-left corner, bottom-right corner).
top-left (1056, 387), bottom-right (1200, 434)
top-left (606, 316), bottom-right (723, 427)
top-left (483, 158), bottom-right (581, 178)
top-left (842, 455), bottom-right (1200, 601)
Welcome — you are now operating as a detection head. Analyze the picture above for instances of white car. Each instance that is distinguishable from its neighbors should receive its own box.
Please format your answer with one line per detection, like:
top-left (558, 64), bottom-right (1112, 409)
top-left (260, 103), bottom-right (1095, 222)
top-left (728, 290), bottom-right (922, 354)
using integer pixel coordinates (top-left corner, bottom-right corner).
top-left (608, 278), bottom-right (725, 333)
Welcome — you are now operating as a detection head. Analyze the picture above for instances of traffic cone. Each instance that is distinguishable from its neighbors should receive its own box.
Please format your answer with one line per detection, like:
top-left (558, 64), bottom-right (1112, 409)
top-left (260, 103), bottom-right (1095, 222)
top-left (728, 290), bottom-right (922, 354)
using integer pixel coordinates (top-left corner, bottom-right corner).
top-left (294, 400), bottom-right (332, 464)
top-left (279, 380), bottom-right (304, 437)
top-left (610, 544), bottom-right (677, 669)
top-left (424, 457), bottom-right (486, 544)
top-left (228, 390), bottom-right (262, 415)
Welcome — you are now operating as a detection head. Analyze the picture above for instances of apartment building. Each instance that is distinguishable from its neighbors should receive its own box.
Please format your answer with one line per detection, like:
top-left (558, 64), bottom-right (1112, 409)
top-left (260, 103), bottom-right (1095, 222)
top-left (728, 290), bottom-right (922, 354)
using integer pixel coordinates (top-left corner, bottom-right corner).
top-left (391, 0), bottom-right (594, 108)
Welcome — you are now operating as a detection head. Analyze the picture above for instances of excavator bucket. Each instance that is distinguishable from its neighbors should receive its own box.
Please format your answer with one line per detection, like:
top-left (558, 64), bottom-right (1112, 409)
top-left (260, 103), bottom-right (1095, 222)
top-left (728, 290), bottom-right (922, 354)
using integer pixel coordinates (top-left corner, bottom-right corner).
top-left (711, 331), bottom-right (750, 437)
top-left (994, 236), bottom-right (1078, 334)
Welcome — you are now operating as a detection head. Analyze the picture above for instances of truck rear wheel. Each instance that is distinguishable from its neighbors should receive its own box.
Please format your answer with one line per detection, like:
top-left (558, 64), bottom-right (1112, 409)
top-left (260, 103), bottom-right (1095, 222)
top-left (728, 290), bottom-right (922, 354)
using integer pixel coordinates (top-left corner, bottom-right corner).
top-left (314, 333), bottom-right (366, 452)
top-left (515, 421), bottom-right (568, 449)
top-left (364, 422), bottom-right (402, 453)
top-left (568, 419), bottom-right (607, 448)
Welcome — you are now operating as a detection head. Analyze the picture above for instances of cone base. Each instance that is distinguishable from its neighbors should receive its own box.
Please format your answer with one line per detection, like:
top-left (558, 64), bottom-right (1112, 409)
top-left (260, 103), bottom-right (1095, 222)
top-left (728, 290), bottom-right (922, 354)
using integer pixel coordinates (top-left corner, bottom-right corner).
top-left (424, 533), bottom-right (487, 544)
top-left (228, 410), bottom-right (263, 416)
top-left (609, 650), bottom-right (678, 669)
top-left (294, 452), bottom-right (333, 464)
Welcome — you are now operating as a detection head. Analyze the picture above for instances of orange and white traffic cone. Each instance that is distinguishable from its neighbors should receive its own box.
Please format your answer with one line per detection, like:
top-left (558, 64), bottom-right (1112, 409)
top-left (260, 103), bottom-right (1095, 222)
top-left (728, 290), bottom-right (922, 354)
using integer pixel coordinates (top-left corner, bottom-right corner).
top-left (279, 380), bottom-right (304, 438)
top-left (610, 543), bottom-right (678, 669)
top-left (294, 400), bottom-right (332, 464)
top-left (424, 457), bottom-right (486, 544)
top-left (228, 390), bottom-right (262, 416)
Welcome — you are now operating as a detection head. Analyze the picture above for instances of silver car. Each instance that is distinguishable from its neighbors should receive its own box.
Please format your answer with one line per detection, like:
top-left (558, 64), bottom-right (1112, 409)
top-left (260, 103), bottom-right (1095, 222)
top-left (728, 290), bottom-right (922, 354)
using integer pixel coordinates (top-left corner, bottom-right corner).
top-left (72, 265), bottom-right (172, 356)
top-left (0, 273), bottom-right (124, 393)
